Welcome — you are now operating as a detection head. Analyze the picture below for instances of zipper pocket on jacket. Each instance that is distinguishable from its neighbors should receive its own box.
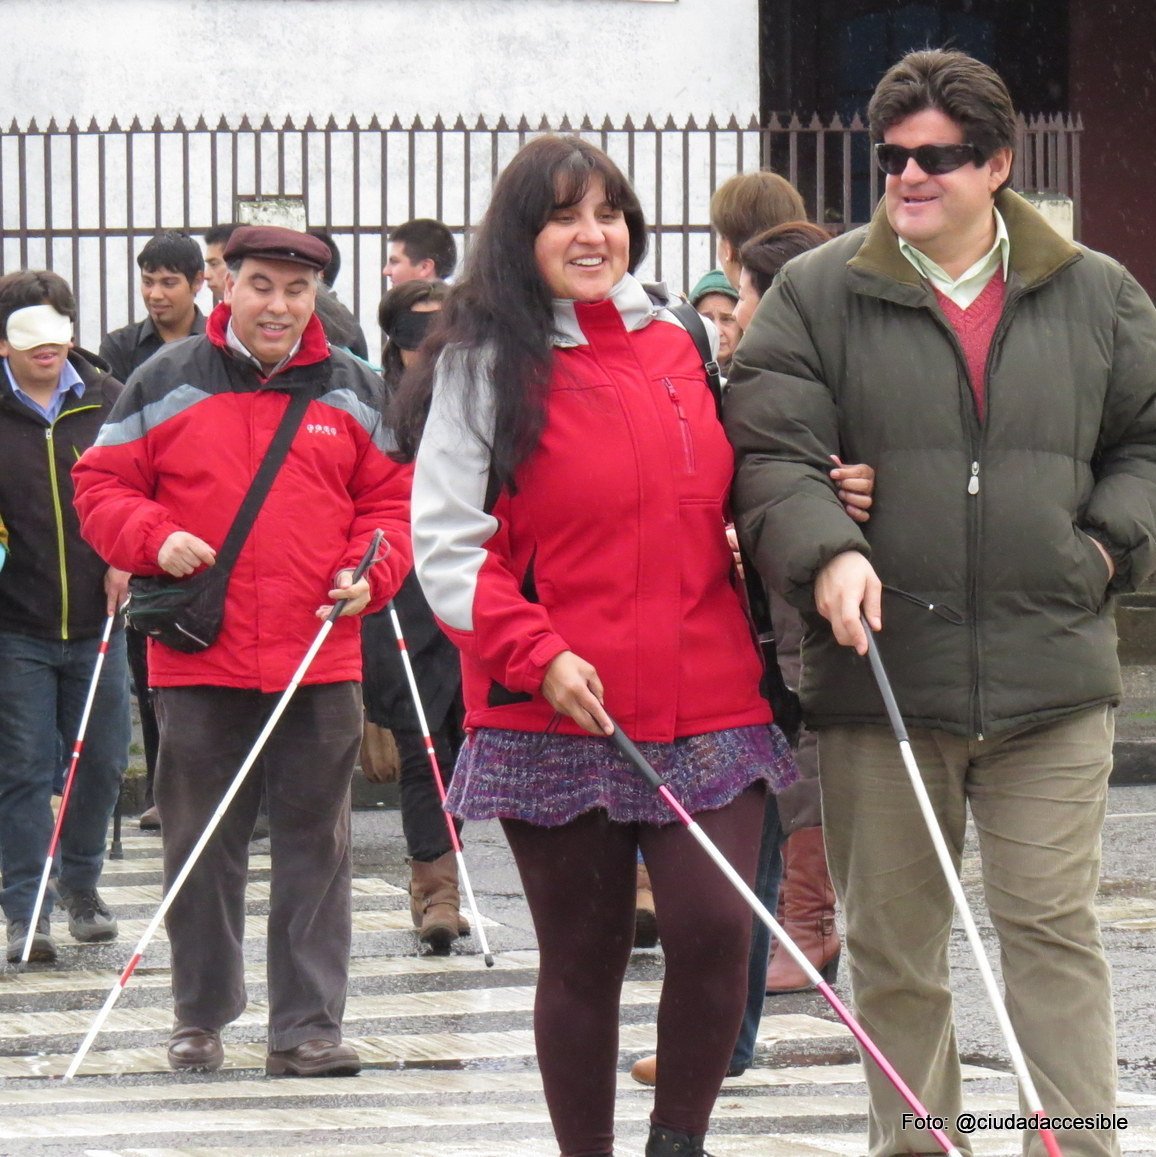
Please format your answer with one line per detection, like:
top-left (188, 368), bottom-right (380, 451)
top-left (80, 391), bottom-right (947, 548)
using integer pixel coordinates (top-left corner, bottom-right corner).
top-left (663, 378), bottom-right (695, 471)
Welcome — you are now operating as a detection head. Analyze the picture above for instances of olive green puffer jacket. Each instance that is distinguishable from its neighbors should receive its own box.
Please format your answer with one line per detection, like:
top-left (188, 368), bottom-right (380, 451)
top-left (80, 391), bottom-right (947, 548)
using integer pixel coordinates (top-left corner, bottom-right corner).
top-left (725, 190), bottom-right (1156, 738)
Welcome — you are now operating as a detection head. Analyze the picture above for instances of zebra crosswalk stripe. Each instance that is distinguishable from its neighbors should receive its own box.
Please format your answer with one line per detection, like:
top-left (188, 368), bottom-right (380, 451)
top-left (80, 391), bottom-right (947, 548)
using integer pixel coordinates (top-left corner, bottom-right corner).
top-left (2, 830), bottom-right (1150, 1155)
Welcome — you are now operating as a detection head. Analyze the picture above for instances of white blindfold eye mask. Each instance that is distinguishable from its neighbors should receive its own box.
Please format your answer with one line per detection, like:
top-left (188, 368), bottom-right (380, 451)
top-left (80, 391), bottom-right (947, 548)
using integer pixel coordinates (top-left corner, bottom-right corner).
top-left (5, 304), bottom-right (74, 350)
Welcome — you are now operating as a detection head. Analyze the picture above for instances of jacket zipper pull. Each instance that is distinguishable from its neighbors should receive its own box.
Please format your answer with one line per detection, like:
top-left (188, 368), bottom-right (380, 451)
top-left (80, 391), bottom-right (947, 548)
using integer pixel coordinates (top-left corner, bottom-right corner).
top-left (968, 461), bottom-right (979, 495)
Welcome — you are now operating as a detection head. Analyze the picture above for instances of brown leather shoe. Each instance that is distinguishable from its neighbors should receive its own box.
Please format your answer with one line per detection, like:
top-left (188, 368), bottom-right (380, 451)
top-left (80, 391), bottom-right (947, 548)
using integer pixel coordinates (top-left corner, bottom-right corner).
top-left (630, 1053), bottom-right (743, 1088)
top-left (167, 1025), bottom-right (223, 1072)
top-left (265, 1038), bottom-right (361, 1077)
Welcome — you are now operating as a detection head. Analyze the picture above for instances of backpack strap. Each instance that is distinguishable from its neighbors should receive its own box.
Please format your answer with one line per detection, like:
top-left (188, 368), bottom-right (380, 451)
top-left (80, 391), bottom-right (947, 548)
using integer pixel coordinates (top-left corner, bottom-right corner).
top-left (665, 298), bottom-right (723, 419)
top-left (642, 284), bottom-right (724, 418)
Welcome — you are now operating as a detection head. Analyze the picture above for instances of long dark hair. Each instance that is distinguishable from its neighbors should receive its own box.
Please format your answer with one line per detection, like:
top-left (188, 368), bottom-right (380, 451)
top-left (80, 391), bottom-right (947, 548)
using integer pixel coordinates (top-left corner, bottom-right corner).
top-left (390, 135), bottom-right (648, 484)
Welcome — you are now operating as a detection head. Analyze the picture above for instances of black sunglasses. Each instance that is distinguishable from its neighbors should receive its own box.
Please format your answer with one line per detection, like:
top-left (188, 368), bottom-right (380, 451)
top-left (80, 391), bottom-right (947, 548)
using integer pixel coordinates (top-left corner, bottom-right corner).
top-left (874, 142), bottom-right (985, 177)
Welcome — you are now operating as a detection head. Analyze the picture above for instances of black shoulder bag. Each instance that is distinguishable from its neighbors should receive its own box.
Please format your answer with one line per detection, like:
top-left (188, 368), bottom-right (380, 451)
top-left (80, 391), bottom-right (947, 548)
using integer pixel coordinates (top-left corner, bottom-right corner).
top-left (667, 297), bottom-right (804, 745)
top-left (126, 389), bottom-right (312, 653)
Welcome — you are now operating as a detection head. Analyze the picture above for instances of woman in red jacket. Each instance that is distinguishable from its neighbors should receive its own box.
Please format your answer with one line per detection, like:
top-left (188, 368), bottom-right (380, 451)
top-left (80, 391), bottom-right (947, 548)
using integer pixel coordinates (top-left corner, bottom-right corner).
top-left (393, 136), bottom-right (796, 1157)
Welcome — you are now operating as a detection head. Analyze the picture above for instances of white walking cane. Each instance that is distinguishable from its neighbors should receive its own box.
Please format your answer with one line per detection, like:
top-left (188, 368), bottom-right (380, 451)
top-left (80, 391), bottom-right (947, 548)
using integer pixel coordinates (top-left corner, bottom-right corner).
top-left (385, 598), bottom-right (494, 966)
top-left (608, 718), bottom-right (963, 1157)
top-left (64, 532), bottom-right (385, 1081)
top-left (862, 618), bottom-right (1065, 1157)
top-left (21, 609), bottom-right (119, 965)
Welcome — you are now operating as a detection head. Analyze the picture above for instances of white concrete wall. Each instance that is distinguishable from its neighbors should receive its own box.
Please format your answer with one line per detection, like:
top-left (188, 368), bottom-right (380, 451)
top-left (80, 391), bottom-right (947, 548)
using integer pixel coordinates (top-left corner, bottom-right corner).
top-left (0, 0), bottom-right (758, 125)
top-left (0, 0), bottom-right (759, 348)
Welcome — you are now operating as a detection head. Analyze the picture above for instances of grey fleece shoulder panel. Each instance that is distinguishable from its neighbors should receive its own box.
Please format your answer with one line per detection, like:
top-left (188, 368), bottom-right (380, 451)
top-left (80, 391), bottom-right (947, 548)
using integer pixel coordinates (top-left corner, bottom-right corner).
top-left (319, 349), bottom-right (396, 451)
top-left (318, 385), bottom-right (397, 453)
top-left (411, 346), bottom-right (498, 632)
top-left (95, 382), bottom-right (214, 447)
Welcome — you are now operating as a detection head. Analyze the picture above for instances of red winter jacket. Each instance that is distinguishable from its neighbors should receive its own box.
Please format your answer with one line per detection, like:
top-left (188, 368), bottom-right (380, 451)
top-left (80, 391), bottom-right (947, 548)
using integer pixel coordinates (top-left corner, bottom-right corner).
top-left (412, 275), bottom-right (771, 741)
top-left (73, 306), bottom-right (412, 692)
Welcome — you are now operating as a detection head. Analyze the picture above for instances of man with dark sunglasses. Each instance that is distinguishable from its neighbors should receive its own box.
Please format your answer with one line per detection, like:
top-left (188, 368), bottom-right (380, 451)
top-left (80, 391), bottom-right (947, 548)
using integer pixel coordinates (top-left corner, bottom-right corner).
top-left (726, 48), bottom-right (1156, 1157)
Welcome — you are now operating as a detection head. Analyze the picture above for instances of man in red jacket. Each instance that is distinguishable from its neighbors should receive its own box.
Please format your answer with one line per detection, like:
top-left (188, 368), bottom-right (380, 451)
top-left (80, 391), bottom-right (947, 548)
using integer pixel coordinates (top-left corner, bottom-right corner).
top-left (74, 225), bottom-right (412, 1078)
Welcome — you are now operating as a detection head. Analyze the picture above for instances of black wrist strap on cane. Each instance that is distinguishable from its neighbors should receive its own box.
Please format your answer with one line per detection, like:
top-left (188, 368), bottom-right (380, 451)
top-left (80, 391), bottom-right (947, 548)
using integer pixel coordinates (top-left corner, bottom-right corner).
top-left (214, 389), bottom-right (312, 572)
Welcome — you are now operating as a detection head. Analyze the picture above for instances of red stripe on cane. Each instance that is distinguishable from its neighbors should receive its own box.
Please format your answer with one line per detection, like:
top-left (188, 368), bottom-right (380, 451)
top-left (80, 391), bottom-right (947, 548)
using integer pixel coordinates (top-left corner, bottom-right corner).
top-left (656, 784), bottom-right (693, 826)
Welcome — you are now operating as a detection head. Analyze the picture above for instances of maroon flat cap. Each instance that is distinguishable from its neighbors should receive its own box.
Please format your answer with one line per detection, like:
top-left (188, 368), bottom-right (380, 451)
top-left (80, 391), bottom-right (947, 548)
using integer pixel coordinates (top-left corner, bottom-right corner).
top-left (223, 225), bottom-right (332, 271)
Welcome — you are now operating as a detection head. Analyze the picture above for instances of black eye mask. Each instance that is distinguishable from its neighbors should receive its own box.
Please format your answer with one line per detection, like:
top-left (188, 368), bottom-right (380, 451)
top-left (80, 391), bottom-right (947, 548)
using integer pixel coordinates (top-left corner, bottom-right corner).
top-left (390, 309), bottom-right (434, 351)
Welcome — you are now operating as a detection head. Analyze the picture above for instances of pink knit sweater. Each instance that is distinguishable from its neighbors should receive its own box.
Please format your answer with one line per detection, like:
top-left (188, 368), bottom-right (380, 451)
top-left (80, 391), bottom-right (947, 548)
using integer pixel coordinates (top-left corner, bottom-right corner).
top-left (933, 272), bottom-right (1005, 420)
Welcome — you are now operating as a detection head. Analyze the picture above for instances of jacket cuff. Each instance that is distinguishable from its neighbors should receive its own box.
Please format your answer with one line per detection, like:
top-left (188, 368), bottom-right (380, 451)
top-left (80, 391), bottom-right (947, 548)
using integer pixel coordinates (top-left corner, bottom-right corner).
top-left (1081, 526), bottom-right (1129, 593)
top-left (141, 522), bottom-right (185, 575)
top-left (521, 636), bottom-right (572, 694)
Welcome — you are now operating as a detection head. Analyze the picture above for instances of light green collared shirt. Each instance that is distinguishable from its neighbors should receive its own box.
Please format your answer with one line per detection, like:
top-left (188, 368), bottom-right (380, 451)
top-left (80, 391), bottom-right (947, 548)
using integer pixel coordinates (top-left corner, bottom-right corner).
top-left (899, 209), bottom-right (1010, 309)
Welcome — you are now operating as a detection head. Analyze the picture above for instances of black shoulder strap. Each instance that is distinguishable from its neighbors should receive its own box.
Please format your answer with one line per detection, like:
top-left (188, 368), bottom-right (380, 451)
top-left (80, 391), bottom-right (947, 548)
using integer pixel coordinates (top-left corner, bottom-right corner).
top-left (483, 466), bottom-right (503, 516)
top-left (214, 389), bottom-right (312, 571)
top-left (739, 541), bottom-right (803, 746)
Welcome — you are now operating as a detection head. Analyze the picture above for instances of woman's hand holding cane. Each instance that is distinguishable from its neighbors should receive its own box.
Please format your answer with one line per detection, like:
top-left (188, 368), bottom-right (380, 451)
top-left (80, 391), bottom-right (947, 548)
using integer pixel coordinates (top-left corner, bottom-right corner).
top-left (542, 650), bottom-right (614, 735)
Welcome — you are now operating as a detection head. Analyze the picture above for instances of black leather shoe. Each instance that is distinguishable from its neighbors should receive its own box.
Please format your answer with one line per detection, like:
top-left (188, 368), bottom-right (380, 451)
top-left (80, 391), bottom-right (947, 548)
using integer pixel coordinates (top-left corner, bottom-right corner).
top-left (645, 1125), bottom-right (713, 1156)
top-left (266, 1038), bottom-right (361, 1077)
top-left (167, 1025), bottom-right (224, 1072)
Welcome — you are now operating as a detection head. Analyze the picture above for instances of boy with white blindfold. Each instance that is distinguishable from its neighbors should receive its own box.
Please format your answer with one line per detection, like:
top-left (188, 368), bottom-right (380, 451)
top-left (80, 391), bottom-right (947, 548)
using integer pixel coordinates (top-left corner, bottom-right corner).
top-left (0, 270), bottom-right (131, 963)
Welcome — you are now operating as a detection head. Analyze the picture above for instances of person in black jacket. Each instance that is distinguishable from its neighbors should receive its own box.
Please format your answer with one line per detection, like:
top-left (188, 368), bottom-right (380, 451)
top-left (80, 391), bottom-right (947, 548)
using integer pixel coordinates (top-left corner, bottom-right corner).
top-left (100, 231), bottom-right (206, 383)
top-left (362, 278), bottom-right (468, 950)
top-left (0, 270), bottom-right (131, 963)
top-left (308, 229), bottom-right (370, 361)
top-left (100, 231), bottom-right (207, 833)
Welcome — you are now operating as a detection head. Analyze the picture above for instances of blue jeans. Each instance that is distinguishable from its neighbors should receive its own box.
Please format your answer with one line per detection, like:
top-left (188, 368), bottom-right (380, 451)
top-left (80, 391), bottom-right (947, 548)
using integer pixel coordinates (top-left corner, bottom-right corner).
top-left (0, 629), bottom-right (130, 924)
top-left (730, 788), bottom-right (784, 1070)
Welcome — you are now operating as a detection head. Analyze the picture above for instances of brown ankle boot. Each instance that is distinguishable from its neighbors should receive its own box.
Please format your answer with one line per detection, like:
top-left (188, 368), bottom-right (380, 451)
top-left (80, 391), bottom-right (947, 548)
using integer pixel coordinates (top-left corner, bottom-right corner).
top-left (633, 863), bottom-right (659, 948)
top-left (409, 856), bottom-right (470, 937)
top-left (409, 852), bottom-right (464, 953)
top-left (766, 826), bottom-right (840, 994)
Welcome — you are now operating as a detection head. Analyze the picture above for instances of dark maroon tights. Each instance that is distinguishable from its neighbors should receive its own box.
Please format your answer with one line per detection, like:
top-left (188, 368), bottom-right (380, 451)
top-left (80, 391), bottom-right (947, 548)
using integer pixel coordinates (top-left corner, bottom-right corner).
top-left (501, 784), bottom-right (765, 1157)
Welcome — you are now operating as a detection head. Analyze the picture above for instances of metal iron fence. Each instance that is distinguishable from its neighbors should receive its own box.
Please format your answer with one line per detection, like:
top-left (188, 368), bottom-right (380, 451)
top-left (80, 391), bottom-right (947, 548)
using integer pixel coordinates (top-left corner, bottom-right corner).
top-left (0, 111), bottom-right (1081, 350)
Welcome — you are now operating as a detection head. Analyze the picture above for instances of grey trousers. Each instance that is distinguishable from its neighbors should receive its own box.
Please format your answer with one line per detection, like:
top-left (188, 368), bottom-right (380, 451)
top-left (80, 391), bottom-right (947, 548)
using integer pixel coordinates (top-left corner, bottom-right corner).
top-left (819, 707), bottom-right (1119, 1157)
top-left (154, 682), bottom-right (361, 1051)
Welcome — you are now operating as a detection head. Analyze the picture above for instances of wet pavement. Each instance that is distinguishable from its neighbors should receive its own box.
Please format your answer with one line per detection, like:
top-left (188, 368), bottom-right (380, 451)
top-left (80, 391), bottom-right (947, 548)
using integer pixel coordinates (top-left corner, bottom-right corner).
top-left (0, 784), bottom-right (1153, 1154)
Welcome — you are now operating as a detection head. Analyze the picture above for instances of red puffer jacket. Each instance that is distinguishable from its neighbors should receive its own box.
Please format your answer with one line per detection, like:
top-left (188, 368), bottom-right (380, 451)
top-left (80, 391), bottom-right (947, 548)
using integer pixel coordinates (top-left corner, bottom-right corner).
top-left (73, 306), bottom-right (412, 692)
top-left (412, 275), bottom-right (770, 741)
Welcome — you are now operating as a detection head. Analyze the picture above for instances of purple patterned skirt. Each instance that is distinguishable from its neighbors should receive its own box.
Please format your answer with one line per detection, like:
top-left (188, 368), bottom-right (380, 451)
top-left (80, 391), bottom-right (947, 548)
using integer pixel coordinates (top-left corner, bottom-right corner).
top-left (445, 723), bottom-right (798, 826)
